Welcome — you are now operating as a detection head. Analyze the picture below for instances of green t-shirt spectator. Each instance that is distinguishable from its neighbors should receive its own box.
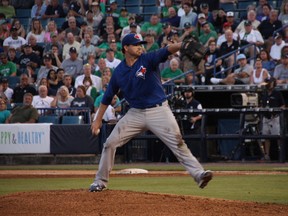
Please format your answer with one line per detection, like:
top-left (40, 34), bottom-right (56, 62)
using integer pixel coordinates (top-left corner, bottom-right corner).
top-left (144, 43), bottom-right (159, 52)
top-left (199, 30), bottom-right (218, 45)
top-left (100, 50), bottom-right (124, 60)
top-left (119, 16), bottom-right (129, 28)
top-left (141, 22), bottom-right (163, 37)
top-left (0, 61), bottom-right (17, 77)
top-left (161, 67), bottom-right (184, 83)
top-left (0, 110), bottom-right (11, 123)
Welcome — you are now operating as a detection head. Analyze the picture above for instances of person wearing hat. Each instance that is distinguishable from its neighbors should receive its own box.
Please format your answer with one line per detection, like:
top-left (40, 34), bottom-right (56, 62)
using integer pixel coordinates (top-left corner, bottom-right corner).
top-left (235, 10), bottom-right (260, 34)
top-left (195, 13), bottom-right (216, 37)
top-left (90, 1), bottom-right (104, 32)
top-left (18, 43), bottom-right (41, 72)
top-left (67, 0), bottom-right (85, 17)
top-left (118, 7), bottom-right (129, 28)
top-left (62, 32), bottom-right (81, 60)
top-left (42, 0), bottom-right (65, 19)
top-left (0, 0), bottom-right (15, 19)
top-left (239, 19), bottom-right (264, 65)
top-left (120, 15), bottom-right (141, 40)
top-left (178, 22), bottom-right (198, 42)
top-left (225, 11), bottom-right (239, 32)
top-left (61, 46), bottom-right (83, 78)
top-left (3, 26), bottom-right (26, 53)
top-left (37, 53), bottom-right (58, 84)
top-left (0, 52), bottom-right (17, 77)
top-left (104, 48), bottom-right (121, 70)
top-left (0, 78), bottom-right (13, 103)
top-left (179, 2), bottom-right (197, 30)
top-left (270, 33), bottom-right (286, 63)
top-left (140, 14), bottom-right (163, 38)
top-left (79, 33), bottom-right (97, 62)
top-left (198, 3), bottom-right (213, 23)
top-left (89, 33), bottom-right (213, 192)
top-left (273, 49), bottom-right (288, 84)
top-left (0, 19), bottom-right (10, 41)
top-left (210, 53), bottom-right (253, 85)
top-left (157, 22), bottom-right (173, 47)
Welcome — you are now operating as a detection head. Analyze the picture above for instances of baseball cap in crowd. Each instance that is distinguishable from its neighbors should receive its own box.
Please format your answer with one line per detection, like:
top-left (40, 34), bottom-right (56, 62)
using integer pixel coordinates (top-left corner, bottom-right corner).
top-left (106, 7), bottom-right (112, 13)
top-left (106, 48), bottom-right (114, 53)
top-left (91, 1), bottom-right (99, 6)
top-left (0, 78), bottom-right (8, 84)
top-left (162, 22), bottom-right (170, 29)
top-left (122, 33), bottom-right (147, 47)
top-left (120, 7), bottom-right (127, 12)
top-left (223, 22), bottom-right (231, 28)
top-left (201, 21), bottom-right (208, 27)
top-left (198, 13), bottom-right (206, 19)
top-left (244, 20), bottom-right (252, 26)
top-left (227, 11), bottom-right (234, 17)
top-left (0, 19), bottom-right (7, 25)
top-left (184, 22), bottom-right (192, 29)
top-left (129, 22), bottom-right (137, 28)
top-left (128, 15), bottom-right (135, 20)
top-left (43, 53), bottom-right (52, 60)
top-left (200, 3), bottom-right (209, 9)
top-left (69, 47), bottom-right (77, 53)
top-left (10, 26), bottom-right (17, 31)
top-left (184, 87), bottom-right (194, 93)
top-left (274, 32), bottom-right (282, 40)
top-left (237, 53), bottom-right (246, 61)
top-left (23, 43), bottom-right (32, 48)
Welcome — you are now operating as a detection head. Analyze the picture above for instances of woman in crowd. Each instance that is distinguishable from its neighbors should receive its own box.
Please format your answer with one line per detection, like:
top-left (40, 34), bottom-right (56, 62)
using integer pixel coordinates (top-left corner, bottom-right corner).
top-left (258, 49), bottom-right (276, 76)
top-left (83, 76), bottom-right (99, 102)
top-left (250, 58), bottom-right (270, 85)
top-left (50, 85), bottom-right (74, 109)
top-left (11, 18), bottom-right (26, 38)
top-left (46, 69), bottom-right (58, 95)
top-left (70, 85), bottom-right (94, 114)
top-left (0, 97), bottom-right (10, 124)
top-left (144, 33), bottom-right (159, 53)
top-left (279, 1), bottom-right (288, 25)
top-left (26, 18), bottom-right (45, 43)
top-left (44, 20), bottom-right (58, 43)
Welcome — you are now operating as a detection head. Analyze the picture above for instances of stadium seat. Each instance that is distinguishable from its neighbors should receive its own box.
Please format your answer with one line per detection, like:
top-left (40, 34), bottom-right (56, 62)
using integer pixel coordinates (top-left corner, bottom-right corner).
top-left (38, 115), bottom-right (59, 124)
top-left (52, 18), bottom-right (66, 28)
top-left (7, 76), bottom-right (20, 89)
top-left (16, 9), bottom-right (31, 18)
top-left (61, 116), bottom-right (84, 124)
top-left (219, 3), bottom-right (236, 11)
top-left (127, 6), bottom-right (142, 15)
top-left (237, 1), bottom-right (256, 10)
top-left (142, 0), bottom-right (155, 5)
top-left (143, 6), bottom-right (159, 14)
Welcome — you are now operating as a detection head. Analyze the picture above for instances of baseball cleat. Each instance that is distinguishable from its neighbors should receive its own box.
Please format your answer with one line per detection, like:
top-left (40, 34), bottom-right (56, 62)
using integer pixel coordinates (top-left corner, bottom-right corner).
top-left (198, 170), bottom-right (213, 189)
top-left (89, 183), bottom-right (106, 192)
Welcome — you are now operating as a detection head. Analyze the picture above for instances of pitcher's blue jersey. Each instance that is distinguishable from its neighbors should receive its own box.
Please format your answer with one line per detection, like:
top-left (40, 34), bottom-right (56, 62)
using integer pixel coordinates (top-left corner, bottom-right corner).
top-left (102, 47), bottom-right (171, 108)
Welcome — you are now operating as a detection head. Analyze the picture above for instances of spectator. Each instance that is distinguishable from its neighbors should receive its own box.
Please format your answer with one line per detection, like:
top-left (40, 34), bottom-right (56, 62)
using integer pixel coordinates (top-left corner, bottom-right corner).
top-left (26, 62), bottom-right (37, 85)
top-left (63, 74), bottom-right (76, 97)
top-left (204, 40), bottom-right (222, 84)
top-left (50, 85), bottom-right (74, 108)
top-left (65, 16), bottom-right (81, 36)
top-left (178, 22), bottom-right (198, 42)
top-left (250, 58), bottom-right (270, 84)
top-left (216, 22), bottom-right (238, 47)
top-left (161, 58), bottom-right (184, 84)
top-left (141, 14), bottom-right (163, 39)
top-left (255, 0), bottom-right (270, 17)
top-left (256, 3), bottom-right (272, 22)
top-left (270, 33), bottom-right (286, 64)
top-left (239, 20), bottom-right (264, 65)
top-left (90, 1), bottom-right (104, 33)
top-left (32, 85), bottom-right (54, 109)
top-left (104, 48), bottom-right (121, 70)
top-left (31, 0), bottom-right (47, 20)
top-left (0, 52), bottom-right (17, 77)
top-left (61, 9), bottom-right (82, 30)
top-left (211, 8), bottom-right (227, 33)
top-left (121, 15), bottom-right (141, 40)
top-left (67, 0), bottom-right (85, 17)
top-left (11, 18), bottom-right (26, 38)
top-left (38, 77), bottom-right (53, 96)
top-left (62, 33), bottom-right (81, 60)
top-left (0, 0), bottom-right (15, 19)
top-left (74, 63), bottom-right (102, 91)
top-left (42, 0), bottom-right (65, 19)
top-left (177, 0), bottom-right (193, 17)
top-left (161, 0), bottom-right (177, 18)
top-left (61, 47), bottom-right (83, 78)
top-left (279, 1), bottom-right (288, 25)
top-left (83, 76), bottom-right (99, 102)
top-left (18, 43), bottom-right (41, 72)
top-left (6, 93), bottom-right (39, 123)
top-left (235, 10), bottom-right (260, 34)
top-left (157, 22), bottom-right (173, 47)
top-left (199, 22), bottom-right (218, 47)
top-left (99, 39), bottom-right (124, 60)
top-left (259, 49), bottom-right (276, 76)
top-left (210, 53), bottom-right (253, 85)
top-left (50, 44), bottom-right (63, 68)
top-left (179, 2), bottom-right (197, 30)
top-left (26, 18), bottom-right (45, 43)
top-left (0, 97), bottom-right (10, 124)
top-left (70, 85), bottom-right (94, 113)
top-left (44, 20), bottom-right (58, 43)
top-left (37, 54), bottom-right (58, 84)
top-left (0, 78), bottom-right (13, 103)
top-left (100, 94), bottom-right (119, 123)
top-left (46, 68), bottom-right (59, 95)
top-left (161, 7), bottom-right (180, 29)
top-left (44, 32), bottom-right (63, 57)
top-left (225, 11), bottom-right (239, 32)
top-left (81, 26), bottom-right (101, 47)
top-left (97, 33), bottom-right (119, 56)
top-left (144, 33), bottom-right (159, 53)
top-left (28, 34), bottom-right (44, 58)
top-left (79, 33), bottom-right (96, 62)
top-left (118, 7), bottom-right (129, 29)
top-left (195, 13), bottom-right (216, 37)
top-left (86, 53), bottom-right (98, 73)
top-left (0, 19), bottom-right (9, 41)
top-left (258, 9), bottom-right (282, 51)
top-left (197, 3), bottom-right (214, 23)
top-left (273, 51), bottom-right (288, 84)
top-left (9, 0), bottom-right (34, 9)
top-left (98, 14), bottom-right (121, 40)
top-left (94, 58), bottom-right (107, 77)
top-left (260, 77), bottom-right (285, 161)
top-left (7, 47), bottom-right (18, 65)
top-left (3, 26), bottom-right (26, 53)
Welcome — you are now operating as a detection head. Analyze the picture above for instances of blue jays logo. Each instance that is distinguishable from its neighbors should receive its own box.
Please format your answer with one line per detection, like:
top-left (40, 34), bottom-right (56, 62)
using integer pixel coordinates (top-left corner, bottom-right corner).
top-left (135, 66), bottom-right (147, 79)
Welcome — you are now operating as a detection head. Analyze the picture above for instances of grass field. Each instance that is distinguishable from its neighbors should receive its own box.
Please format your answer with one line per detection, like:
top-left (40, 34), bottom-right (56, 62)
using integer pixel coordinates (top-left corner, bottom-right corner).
top-left (1, 163), bottom-right (288, 204)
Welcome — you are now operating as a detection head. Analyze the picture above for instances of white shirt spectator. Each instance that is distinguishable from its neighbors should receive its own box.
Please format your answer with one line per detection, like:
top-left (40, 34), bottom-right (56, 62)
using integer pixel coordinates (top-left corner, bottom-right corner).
top-left (217, 32), bottom-right (238, 47)
top-left (104, 58), bottom-right (121, 70)
top-left (32, 95), bottom-right (54, 109)
top-left (102, 105), bottom-right (117, 122)
top-left (74, 74), bottom-right (102, 91)
top-left (62, 41), bottom-right (81, 60)
top-left (3, 36), bottom-right (26, 50)
top-left (270, 41), bottom-right (286, 61)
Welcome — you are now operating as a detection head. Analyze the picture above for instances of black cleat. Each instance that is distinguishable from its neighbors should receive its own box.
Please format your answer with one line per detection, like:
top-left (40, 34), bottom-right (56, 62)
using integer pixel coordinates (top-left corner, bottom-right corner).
top-left (198, 170), bottom-right (213, 189)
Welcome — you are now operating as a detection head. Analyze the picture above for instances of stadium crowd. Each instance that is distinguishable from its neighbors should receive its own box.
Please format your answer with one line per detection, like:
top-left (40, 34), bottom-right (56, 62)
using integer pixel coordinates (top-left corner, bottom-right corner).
top-left (0, 0), bottom-right (287, 124)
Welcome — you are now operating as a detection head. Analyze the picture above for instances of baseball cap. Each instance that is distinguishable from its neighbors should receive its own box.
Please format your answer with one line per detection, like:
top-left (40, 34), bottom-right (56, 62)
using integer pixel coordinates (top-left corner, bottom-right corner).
top-left (69, 47), bottom-right (77, 53)
top-left (223, 22), bottom-right (231, 28)
top-left (91, 1), bottom-right (99, 6)
top-left (200, 3), bottom-right (209, 9)
top-left (274, 32), bottom-right (282, 39)
top-left (184, 22), bottom-right (192, 29)
top-left (23, 43), bottom-right (32, 48)
top-left (184, 87), bottom-right (194, 93)
top-left (201, 21), bottom-right (208, 27)
top-left (129, 22), bottom-right (137, 28)
top-left (120, 7), bottom-right (127, 12)
top-left (122, 33), bottom-right (147, 47)
top-left (0, 78), bottom-right (8, 84)
top-left (198, 13), bottom-right (206, 19)
top-left (110, 0), bottom-right (117, 4)
top-left (227, 11), bottom-right (234, 17)
top-left (162, 22), bottom-right (170, 29)
top-left (106, 7), bottom-right (112, 13)
top-left (10, 26), bottom-right (17, 31)
top-left (236, 53), bottom-right (246, 61)
top-left (106, 48), bottom-right (114, 53)
top-left (43, 53), bottom-right (52, 60)
top-left (129, 15), bottom-right (135, 20)
top-left (244, 20), bottom-right (252, 26)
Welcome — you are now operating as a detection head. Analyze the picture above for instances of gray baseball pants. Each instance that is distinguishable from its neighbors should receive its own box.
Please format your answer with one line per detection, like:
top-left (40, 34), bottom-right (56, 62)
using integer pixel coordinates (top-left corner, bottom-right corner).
top-left (94, 101), bottom-right (205, 186)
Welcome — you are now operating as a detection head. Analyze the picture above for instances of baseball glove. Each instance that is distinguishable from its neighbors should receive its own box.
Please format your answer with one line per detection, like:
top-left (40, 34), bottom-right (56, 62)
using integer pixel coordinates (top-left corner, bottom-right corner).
top-left (180, 38), bottom-right (207, 66)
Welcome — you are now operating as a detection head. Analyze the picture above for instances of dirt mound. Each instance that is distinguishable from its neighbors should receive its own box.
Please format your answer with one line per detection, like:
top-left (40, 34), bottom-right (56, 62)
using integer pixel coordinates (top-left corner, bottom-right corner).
top-left (1, 190), bottom-right (287, 216)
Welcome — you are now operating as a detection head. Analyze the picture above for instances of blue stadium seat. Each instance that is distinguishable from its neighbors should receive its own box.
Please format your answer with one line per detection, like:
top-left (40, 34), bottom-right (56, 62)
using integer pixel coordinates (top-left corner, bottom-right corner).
top-left (16, 9), bottom-right (31, 18)
top-left (219, 3), bottom-right (236, 11)
top-left (52, 18), bottom-right (66, 28)
top-left (38, 115), bottom-right (59, 124)
top-left (127, 6), bottom-right (142, 14)
top-left (143, 6), bottom-right (159, 14)
top-left (237, 1), bottom-right (256, 10)
top-left (142, 0), bottom-right (156, 5)
top-left (122, 0), bottom-right (140, 6)
top-left (62, 116), bottom-right (84, 124)
top-left (7, 76), bottom-right (20, 89)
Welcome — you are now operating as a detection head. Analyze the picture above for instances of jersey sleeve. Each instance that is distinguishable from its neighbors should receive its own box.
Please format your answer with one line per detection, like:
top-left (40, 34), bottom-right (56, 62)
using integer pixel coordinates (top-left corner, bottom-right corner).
top-left (145, 47), bottom-right (170, 70)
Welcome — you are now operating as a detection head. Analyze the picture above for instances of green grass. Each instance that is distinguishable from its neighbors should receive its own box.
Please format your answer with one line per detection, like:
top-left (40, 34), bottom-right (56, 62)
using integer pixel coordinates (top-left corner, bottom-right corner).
top-left (1, 175), bottom-right (288, 204)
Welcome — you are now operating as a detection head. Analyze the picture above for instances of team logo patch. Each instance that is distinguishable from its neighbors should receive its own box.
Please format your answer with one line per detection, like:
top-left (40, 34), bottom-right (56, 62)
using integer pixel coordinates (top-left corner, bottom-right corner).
top-left (134, 35), bottom-right (140, 40)
top-left (135, 66), bottom-right (147, 79)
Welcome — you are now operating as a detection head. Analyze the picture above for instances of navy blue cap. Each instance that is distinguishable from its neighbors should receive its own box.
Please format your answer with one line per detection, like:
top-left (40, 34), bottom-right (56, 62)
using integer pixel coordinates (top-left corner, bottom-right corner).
top-left (122, 33), bottom-right (147, 47)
